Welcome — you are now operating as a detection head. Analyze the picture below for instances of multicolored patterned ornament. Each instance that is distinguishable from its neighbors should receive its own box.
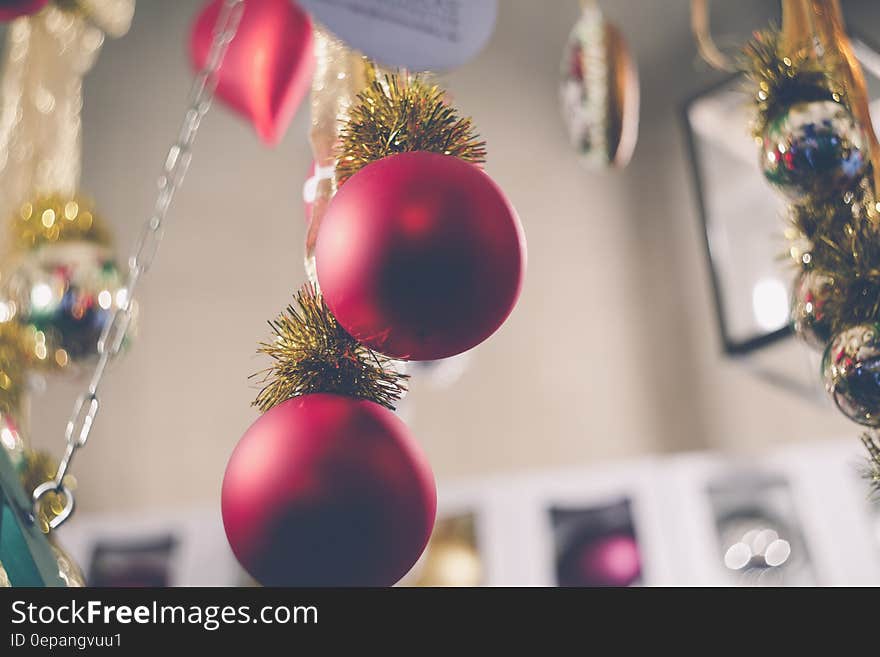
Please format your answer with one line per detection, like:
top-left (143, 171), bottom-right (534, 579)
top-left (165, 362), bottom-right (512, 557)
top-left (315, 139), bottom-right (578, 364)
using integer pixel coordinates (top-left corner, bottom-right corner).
top-left (823, 323), bottom-right (880, 426)
top-left (790, 269), bottom-right (835, 351)
top-left (559, 2), bottom-right (639, 169)
top-left (3, 196), bottom-right (131, 372)
top-left (761, 100), bottom-right (867, 201)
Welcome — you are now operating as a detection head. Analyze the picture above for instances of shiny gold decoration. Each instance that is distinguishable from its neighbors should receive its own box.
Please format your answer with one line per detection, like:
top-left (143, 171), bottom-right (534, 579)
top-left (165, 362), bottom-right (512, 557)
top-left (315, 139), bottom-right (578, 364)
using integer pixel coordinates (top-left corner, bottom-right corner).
top-left (19, 449), bottom-right (75, 533)
top-left (787, 178), bottom-right (880, 334)
top-left (413, 515), bottom-right (482, 587)
top-left (304, 24), bottom-right (370, 283)
top-left (10, 193), bottom-right (111, 252)
top-left (740, 28), bottom-right (841, 140)
top-left (0, 322), bottom-right (28, 467)
top-left (0, 1), bottom-right (133, 259)
top-left (253, 284), bottom-right (408, 412)
top-left (0, 322), bottom-right (28, 418)
top-left (336, 73), bottom-right (486, 186)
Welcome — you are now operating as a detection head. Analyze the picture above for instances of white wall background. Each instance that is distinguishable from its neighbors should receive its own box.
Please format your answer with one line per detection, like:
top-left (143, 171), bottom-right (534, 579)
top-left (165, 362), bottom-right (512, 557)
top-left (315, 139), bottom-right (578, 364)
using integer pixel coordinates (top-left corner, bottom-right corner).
top-left (18, 0), bottom-right (880, 514)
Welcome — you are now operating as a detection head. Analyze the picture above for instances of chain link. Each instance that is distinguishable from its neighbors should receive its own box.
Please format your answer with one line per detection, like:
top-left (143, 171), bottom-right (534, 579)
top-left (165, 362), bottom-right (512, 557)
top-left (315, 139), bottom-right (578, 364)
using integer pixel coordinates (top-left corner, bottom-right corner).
top-left (33, 0), bottom-right (245, 530)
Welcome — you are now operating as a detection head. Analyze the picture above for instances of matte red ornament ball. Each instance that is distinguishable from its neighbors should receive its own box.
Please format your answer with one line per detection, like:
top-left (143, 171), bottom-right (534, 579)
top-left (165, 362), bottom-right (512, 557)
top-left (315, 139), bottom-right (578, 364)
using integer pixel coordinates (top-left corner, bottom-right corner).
top-left (0, 0), bottom-right (48, 21)
top-left (315, 151), bottom-right (526, 361)
top-left (221, 394), bottom-right (437, 587)
top-left (190, 0), bottom-right (314, 145)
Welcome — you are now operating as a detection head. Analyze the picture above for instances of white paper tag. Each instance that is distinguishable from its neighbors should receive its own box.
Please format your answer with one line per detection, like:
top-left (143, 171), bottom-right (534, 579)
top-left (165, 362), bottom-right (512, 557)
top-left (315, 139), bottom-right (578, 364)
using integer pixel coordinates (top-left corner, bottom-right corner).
top-left (299, 0), bottom-right (497, 71)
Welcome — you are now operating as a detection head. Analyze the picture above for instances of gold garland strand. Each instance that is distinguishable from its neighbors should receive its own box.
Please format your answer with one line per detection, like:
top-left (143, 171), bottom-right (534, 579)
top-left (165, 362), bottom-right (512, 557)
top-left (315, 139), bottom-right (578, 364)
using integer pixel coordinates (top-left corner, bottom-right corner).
top-left (336, 73), bottom-right (486, 185)
top-left (742, 4), bottom-right (880, 492)
top-left (9, 193), bottom-right (111, 252)
top-left (252, 284), bottom-right (408, 412)
top-left (740, 28), bottom-right (842, 139)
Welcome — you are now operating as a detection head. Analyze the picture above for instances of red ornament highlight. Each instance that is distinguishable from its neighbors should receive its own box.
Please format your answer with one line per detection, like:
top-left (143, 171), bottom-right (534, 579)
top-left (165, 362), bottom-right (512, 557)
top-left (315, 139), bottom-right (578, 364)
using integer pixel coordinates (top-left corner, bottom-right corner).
top-left (316, 151), bottom-right (526, 361)
top-left (0, 0), bottom-right (47, 21)
top-left (222, 393), bottom-right (436, 587)
top-left (189, 0), bottom-right (314, 145)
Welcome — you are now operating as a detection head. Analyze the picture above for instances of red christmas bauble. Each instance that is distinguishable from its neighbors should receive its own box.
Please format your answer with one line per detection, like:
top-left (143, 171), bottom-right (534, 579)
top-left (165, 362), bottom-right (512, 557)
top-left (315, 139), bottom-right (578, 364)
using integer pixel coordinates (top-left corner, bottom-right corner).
top-left (315, 152), bottom-right (526, 360)
top-left (0, 0), bottom-right (47, 21)
top-left (190, 0), bottom-right (314, 145)
top-left (222, 393), bottom-right (436, 587)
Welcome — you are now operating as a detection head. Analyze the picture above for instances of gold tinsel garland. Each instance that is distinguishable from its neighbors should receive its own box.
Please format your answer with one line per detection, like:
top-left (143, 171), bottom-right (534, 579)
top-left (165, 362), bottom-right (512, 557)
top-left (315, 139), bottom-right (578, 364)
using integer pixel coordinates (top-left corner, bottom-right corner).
top-left (786, 176), bottom-right (880, 333)
top-left (253, 284), bottom-right (408, 412)
top-left (743, 26), bottom-right (880, 492)
top-left (740, 28), bottom-right (843, 138)
top-left (335, 72), bottom-right (486, 186)
top-left (0, 321), bottom-right (28, 417)
top-left (10, 193), bottom-right (111, 253)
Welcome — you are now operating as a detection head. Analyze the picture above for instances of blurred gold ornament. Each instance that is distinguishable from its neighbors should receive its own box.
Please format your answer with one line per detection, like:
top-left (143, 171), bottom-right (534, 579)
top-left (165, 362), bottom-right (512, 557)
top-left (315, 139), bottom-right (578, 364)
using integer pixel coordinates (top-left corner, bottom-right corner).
top-left (336, 73), bottom-right (486, 185)
top-left (413, 515), bottom-right (482, 587)
top-left (0, 1), bottom-right (133, 245)
top-left (10, 193), bottom-right (111, 252)
top-left (0, 560), bottom-right (9, 587)
top-left (415, 539), bottom-right (482, 587)
top-left (0, 321), bottom-right (28, 418)
top-left (19, 449), bottom-right (75, 533)
top-left (0, 322), bottom-right (28, 469)
top-left (253, 284), bottom-right (407, 412)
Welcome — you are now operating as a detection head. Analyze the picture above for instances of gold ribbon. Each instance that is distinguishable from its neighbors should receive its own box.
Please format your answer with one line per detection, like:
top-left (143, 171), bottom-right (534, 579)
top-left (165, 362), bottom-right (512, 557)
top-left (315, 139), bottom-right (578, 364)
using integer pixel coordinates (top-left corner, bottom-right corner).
top-left (804, 0), bottom-right (880, 196)
top-left (689, 0), bottom-right (735, 72)
top-left (0, 0), bottom-right (134, 258)
top-left (304, 24), bottom-right (370, 284)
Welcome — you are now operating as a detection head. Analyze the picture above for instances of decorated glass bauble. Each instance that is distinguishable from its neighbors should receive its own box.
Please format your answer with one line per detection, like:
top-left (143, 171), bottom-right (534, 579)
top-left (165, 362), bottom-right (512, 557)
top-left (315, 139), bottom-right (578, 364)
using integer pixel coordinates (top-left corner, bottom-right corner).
top-left (5, 241), bottom-right (130, 371)
top-left (761, 100), bottom-right (867, 200)
top-left (823, 323), bottom-right (880, 426)
top-left (316, 151), bottom-right (526, 361)
top-left (222, 393), bottom-right (436, 586)
top-left (559, 3), bottom-right (639, 169)
top-left (791, 269), bottom-right (835, 351)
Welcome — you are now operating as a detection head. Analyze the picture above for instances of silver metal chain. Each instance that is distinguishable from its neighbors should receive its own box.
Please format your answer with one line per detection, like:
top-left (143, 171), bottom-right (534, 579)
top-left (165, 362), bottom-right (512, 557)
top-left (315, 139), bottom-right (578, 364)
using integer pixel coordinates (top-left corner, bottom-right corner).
top-left (32, 0), bottom-right (245, 530)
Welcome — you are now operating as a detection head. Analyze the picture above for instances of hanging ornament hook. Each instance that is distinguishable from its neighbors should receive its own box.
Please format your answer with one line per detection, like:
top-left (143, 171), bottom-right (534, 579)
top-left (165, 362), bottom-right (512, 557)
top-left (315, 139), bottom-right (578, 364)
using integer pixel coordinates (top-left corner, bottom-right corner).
top-left (690, 0), bottom-right (736, 71)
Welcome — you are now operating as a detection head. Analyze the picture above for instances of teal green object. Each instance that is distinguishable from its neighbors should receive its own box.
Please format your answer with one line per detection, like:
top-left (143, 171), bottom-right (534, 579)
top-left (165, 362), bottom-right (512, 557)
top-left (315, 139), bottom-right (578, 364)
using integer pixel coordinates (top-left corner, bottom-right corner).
top-left (0, 446), bottom-right (65, 586)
